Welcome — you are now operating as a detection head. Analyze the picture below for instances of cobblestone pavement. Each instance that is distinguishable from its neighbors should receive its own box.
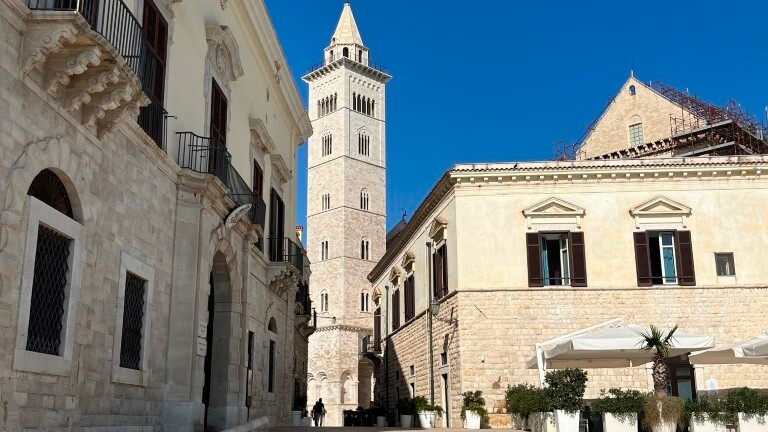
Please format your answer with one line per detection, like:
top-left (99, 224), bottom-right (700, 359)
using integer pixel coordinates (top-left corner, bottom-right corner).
top-left (271, 427), bottom-right (525, 432)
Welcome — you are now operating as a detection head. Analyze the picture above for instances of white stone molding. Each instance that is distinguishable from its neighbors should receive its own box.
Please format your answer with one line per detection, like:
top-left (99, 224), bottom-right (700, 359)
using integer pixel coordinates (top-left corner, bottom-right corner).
top-left (205, 24), bottom-right (244, 88)
top-left (267, 266), bottom-right (300, 298)
top-left (629, 195), bottom-right (692, 229)
top-left (372, 286), bottom-right (382, 306)
top-left (400, 251), bottom-right (415, 273)
top-left (249, 118), bottom-right (277, 154)
top-left (428, 216), bottom-right (448, 243)
top-left (388, 267), bottom-right (403, 287)
top-left (270, 153), bottom-right (292, 184)
top-left (522, 197), bottom-right (586, 230)
top-left (14, 197), bottom-right (84, 377)
top-left (111, 252), bottom-right (155, 386)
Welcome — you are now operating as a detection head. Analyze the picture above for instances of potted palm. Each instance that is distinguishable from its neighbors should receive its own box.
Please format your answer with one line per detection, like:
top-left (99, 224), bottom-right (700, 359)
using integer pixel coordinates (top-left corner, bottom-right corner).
top-left (726, 387), bottom-right (768, 432)
top-left (686, 397), bottom-right (733, 432)
top-left (414, 396), bottom-right (443, 429)
top-left (461, 391), bottom-right (488, 429)
top-left (397, 397), bottom-right (415, 427)
top-left (544, 368), bottom-right (588, 432)
top-left (638, 325), bottom-right (684, 432)
top-left (592, 388), bottom-right (647, 432)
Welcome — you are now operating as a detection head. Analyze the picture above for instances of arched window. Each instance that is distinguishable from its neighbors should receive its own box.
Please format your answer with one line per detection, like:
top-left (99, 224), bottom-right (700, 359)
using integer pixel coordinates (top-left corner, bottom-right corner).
top-left (360, 291), bottom-right (370, 312)
top-left (371, 100), bottom-right (375, 117)
top-left (322, 193), bottom-right (330, 211)
top-left (360, 238), bottom-right (370, 260)
top-left (320, 292), bottom-right (329, 312)
top-left (629, 85), bottom-right (636, 96)
top-left (333, 93), bottom-right (337, 111)
top-left (343, 47), bottom-right (349, 58)
top-left (320, 239), bottom-right (329, 261)
top-left (358, 131), bottom-right (370, 156)
top-left (360, 189), bottom-right (369, 210)
top-left (322, 133), bottom-right (332, 157)
top-left (358, 50), bottom-right (363, 62)
top-left (366, 99), bottom-right (371, 115)
top-left (629, 122), bottom-right (644, 146)
top-left (329, 50), bottom-right (334, 61)
top-left (352, 92), bottom-right (356, 111)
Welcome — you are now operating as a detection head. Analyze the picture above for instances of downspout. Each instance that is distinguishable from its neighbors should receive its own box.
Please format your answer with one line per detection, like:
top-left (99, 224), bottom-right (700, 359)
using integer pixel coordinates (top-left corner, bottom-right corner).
top-left (385, 285), bottom-right (390, 419)
top-left (427, 241), bottom-right (435, 405)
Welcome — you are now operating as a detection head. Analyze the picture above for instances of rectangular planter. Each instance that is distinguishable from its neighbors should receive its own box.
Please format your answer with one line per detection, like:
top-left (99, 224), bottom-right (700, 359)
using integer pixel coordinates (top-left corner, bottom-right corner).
top-left (738, 413), bottom-right (768, 432)
top-left (529, 412), bottom-right (556, 432)
top-left (602, 413), bottom-right (638, 432)
top-left (689, 417), bottom-right (727, 432)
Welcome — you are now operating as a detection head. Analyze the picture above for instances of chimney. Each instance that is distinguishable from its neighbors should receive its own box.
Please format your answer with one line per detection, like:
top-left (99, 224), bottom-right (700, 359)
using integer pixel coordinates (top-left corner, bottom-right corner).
top-left (296, 226), bottom-right (304, 243)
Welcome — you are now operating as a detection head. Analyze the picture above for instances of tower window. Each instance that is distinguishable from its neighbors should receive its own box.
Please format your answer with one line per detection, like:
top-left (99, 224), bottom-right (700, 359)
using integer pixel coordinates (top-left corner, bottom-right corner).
top-left (358, 50), bottom-right (363, 62)
top-left (320, 240), bottom-right (329, 261)
top-left (358, 132), bottom-right (370, 156)
top-left (361, 238), bottom-right (370, 260)
top-left (360, 291), bottom-right (370, 312)
top-left (322, 193), bottom-right (330, 211)
top-left (360, 189), bottom-right (369, 211)
top-left (629, 122), bottom-right (644, 146)
top-left (343, 47), bottom-right (349, 58)
top-left (320, 292), bottom-right (329, 312)
top-left (322, 133), bottom-right (332, 157)
top-left (629, 85), bottom-right (636, 96)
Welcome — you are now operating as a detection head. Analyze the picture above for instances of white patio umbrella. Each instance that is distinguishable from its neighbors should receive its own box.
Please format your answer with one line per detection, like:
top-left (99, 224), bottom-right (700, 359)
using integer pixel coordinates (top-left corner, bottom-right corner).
top-left (526, 323), bottom-right (715, 384)
top-left (688, 334), bottom-right (768, 365)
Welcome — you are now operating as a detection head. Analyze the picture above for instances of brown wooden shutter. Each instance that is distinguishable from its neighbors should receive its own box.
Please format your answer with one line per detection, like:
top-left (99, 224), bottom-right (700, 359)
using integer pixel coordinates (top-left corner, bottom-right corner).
top-left (373, 307), bottom-right (381, 351)
top-left (526, 233), bottom-right (543, 287)
top-left (433, 247), bottom-right (443, 299)
top-left (442, 244), bottom-right (448, 294)
top-left (633, 232), bottom-right (652, 287)
top-left (392, 290), bottom-right (400, 330)
top-left (675, 231), bottom-right (696, 286)
top-left (569, 232), bottom-right (587, 287)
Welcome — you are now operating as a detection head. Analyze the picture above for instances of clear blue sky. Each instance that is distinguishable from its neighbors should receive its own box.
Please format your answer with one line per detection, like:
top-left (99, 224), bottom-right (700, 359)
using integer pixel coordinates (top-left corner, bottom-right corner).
top-left (264, 0), bottom-right (768, 234)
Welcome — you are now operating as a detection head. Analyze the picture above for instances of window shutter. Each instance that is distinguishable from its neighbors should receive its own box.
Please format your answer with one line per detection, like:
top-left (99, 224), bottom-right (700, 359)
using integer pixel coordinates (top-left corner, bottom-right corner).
top-left (569, 232), bottom-right (588, 287)
top-left (526, 233), bottom-right (543, 287)
top-left (633, 232), bottom-right (652, 287)
top-left (433, 248), bottom-right (443, 299)
top-left (374, 307), bottom-right (381, 351)
top-left (675, 231), bottom-right (696, 286)
top-left (392, 290), bottom-right (400, 330)
top-left (442, 244), bottom-right (448, 294)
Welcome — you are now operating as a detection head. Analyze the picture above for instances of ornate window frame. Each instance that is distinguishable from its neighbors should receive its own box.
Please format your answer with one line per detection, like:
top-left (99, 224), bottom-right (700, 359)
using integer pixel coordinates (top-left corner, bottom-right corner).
top-left (522, 197), bottom-right (585, 230)
top-left (629, 196), bottom-right (691, 230)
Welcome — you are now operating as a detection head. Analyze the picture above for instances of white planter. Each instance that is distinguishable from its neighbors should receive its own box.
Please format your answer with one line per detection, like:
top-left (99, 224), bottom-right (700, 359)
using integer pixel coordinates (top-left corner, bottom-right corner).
top-left (689, 417), bottom-right (727, 432)
top-left (738, 412), bottom-right (768, 432)
top-left (376, 416), bottom-right (387, 427)
top-left (291, 410), bottom-right (302, 426)
top-left (650, 421), bottom-right (676, 432)
top-left (554, 410), bottom-right (579, 432)
top-left (400, 414), bottom-right (412, 428)
top-left (602, 413), bottom-right (638, 432)
top-left (529, 412), bottom-right (556, 432)
top-left (418, 411), bottom-right (438, 429)
top-left (464, 410), bottom-right (481, 429)
top-left (301, 417), bottom-right (312, 427)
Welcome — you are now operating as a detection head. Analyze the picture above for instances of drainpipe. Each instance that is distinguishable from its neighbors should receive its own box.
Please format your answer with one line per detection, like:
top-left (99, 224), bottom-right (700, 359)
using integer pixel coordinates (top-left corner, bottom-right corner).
top-left (385, 285), bottom-right (390, 419)
top-left (426, 241), bottom-right (435, 405)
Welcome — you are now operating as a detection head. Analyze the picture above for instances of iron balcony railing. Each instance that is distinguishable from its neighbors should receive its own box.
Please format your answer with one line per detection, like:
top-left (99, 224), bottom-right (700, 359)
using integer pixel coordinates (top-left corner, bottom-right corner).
top-left (268, 237), bottom-right (304, 274)
top-left (295, 281), bottom-right (311, 316)
top-left (176, 132), bottom-right (267, 228)
top-left (306, 54), bottom-right (387, 75)
top-left (361, 335), bottom-right (381, 354)
top-left (27, 0), bottom-right (168, 149)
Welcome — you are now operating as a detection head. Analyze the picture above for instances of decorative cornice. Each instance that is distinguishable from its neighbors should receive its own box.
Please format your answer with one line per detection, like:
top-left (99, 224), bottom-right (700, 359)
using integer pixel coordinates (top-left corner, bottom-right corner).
top-left (249, 117), bottom-right (276, 154)
top-left (302, 57), bottom-right (391, 84)
top-left (312, 324), bottom-right (371, 334)
top-left (270, 153), bottom-right (292, 184)
top-left (205, 24), bottom-right (244, 86)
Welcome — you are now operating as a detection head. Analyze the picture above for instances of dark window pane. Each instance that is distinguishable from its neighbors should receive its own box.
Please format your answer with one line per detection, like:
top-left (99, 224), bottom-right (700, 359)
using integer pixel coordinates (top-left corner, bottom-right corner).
top-left (120, 273), bottom-right (146, 370)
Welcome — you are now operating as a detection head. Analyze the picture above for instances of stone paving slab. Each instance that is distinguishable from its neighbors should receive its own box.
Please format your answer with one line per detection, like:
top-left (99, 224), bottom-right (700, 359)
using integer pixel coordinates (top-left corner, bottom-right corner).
top-left (271, 427), bottom-right (525, 432)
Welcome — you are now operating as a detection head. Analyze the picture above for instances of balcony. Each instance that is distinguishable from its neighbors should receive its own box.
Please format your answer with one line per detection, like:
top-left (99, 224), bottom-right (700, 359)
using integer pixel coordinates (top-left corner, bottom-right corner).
top-left (176, 132), bottom-right (266, 229)
top-left (295, 281), bottom-right (311, 316)
top-left (361, 334), bottom-right (381, 357)
top-left (23, 0), bottom-right (167, 146)
top-left (268, 237), bottom-right (305, 274)
top-left (304, 54), bottom-right (389, 79)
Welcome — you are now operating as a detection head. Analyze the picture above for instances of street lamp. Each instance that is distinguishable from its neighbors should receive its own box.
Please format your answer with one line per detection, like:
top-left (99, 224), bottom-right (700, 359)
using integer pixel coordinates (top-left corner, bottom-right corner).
top-left (429, 298), bottom-right (440, 316)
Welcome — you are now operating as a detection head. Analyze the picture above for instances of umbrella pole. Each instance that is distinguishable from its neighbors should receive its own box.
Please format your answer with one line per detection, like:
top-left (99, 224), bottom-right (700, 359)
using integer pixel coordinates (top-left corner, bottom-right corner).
top-left (535, 343), bottom-right (546, 388)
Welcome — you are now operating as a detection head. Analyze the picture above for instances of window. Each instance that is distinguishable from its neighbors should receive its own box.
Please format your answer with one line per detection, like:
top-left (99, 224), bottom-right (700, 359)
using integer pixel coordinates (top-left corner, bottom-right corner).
top-left (322, 133), bottom-right (332, 156)
top-left (320, 292), bottom-right (329, 312)
top-left (629, 85), bottom-right (636, 96)
top-left (633, 231), bottom-right (695, 286)
top-left (119, 273), bottom-right (146, 370)
top-left (358, 132), bottom-right (370, 156)
top-left (322, 193), bottom-right (330, 211)
top-left (525, 232), bottom-right (587, 287)
top-left (343, 47), bottom-right (349, 58)
top-left (253, 160), bottom-right (264, 198)
top-left (16, 170), bottom-right (84, 376)
top-left (320, 240), bottom-right (329, 261)
top-left (433, 243), bottom-right (448, 299)
top-left (361, 292), bottom-right (370, 312)
top-left (404, 274), bottom-right (415, 321)
top-left (268, 188), bottom-right (286, 260)
top-left (268, 318), bottom-right (277, 393)
top-left (392, 289), bottom-right (400, 330)
top-left (137, 0), bottom-right (168, 147)
top-left (666, 356), bottom-right (696, 401)
top-left (409, 365), bottom-right (415, 376)
top-left (210, 79), bottom-right (228, 147)
top-left (358, 49), bottom-right (363, 62)
top-left (629, 122), bottom-right (644, 146)
top-left (395, 371), bottom-right (400, 381)
top-left (715, 253), bottom-right (735, 276)
top-left (373, 307), bottom-right (381, 350)
top-left (360, 189), bottom-right (369, 210)
top-left (361, 238), bottom-right (370, 260)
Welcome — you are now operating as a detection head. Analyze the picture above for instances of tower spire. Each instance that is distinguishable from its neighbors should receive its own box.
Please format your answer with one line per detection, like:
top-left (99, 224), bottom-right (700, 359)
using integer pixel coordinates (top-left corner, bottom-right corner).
top-left (330, 2), bottom-right (364, 47)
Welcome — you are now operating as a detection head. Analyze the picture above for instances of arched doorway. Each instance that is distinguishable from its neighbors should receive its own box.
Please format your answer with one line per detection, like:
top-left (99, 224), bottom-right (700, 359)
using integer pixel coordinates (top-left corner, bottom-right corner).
top-left (203, 251), bottom-right (244, 431)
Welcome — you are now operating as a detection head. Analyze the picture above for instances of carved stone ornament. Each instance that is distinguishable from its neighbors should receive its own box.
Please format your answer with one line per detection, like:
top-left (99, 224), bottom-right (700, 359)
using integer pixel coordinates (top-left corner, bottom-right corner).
top-left (268, 266), bottom-right (300, 297)
top-left (206, 24), bottom-right (244, 86)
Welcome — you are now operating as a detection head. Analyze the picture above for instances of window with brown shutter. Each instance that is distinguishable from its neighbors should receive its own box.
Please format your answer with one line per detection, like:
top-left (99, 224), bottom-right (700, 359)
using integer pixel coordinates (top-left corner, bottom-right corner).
top-left (373, 307), bottom-right (381, 351)
top-left (526, 233), bottom-right (543, 287)
top-left (404, 275), bottom-right (415, 321)
top-left (569, 232), bottom-right (587, 287)
top-left (675, 231), bottom-right (696, 286)
top-left (633, 232), bottom-right (652, 287)
top-left (433, 244), bottom-right (448, 299)
top-left (392, 290), bottom-right (400, 330)
top-left (527, 232), bottom-right (587, 287)
top-left (253, 161), bottom-right (264, 198)
top-left (634, 230), bottom-right (695, 286)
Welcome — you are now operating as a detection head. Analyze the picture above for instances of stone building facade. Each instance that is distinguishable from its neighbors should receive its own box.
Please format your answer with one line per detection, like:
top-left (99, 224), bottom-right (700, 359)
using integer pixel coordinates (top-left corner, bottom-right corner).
top-left (303, 3), bottom-right (390, 426)
top-left (0, 0), bottom-right (313, 430)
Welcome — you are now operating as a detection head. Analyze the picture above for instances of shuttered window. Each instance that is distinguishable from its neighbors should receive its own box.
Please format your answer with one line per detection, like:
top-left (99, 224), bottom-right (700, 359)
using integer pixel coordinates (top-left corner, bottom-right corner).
top-left (373, 307), bottom-right (381, 351)
top-left (392, 290), bottom-right (400, 330)
top-left (633, 230), bottom-right (695, 286)
top-left (404, 275), bottom-right (415, 321)
top-left (526, 232), bottom-right (587, 287)
top-left (433, 244), bottom-right (448, 298)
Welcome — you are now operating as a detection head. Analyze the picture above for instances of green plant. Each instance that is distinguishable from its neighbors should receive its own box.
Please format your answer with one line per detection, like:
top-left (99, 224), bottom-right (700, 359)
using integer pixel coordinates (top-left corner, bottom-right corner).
top-left (505, 383), bottom-right (549, 420)
top-left (725, 387), bottom-right (768, 416)
top-left (544, 368), bottom-right (588, 412)
top-left (413, 396), bottom-right (444, 417)
top-left (397, 397), bottom-right (415, 415)
top-left (642, 395), bottom-right (684, 428)
top-left (685, 397), bottom-right (735, 425)
top-left (638, 324), bottom-right (679, 397)
top-left (592, 388), bottom-right (647, 422)
top-left (460, 391), bottom-right (488, 423)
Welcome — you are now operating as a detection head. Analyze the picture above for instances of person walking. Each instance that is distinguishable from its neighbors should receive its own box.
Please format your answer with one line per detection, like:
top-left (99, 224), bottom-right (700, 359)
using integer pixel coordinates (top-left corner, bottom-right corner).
top-left (312, 398), bottom-right (326, 427)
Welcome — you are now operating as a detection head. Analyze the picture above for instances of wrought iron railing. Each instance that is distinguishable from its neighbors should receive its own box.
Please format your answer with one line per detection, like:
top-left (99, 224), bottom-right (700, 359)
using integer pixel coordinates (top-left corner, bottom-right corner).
top-left (27, 0), bottom-right (168, 148)
top-left (268, 237), bottom-right (304, 273)
top-left (306, 54), bottom-right (387, 75)
top-left (296, 281), bottom-right (311, 316)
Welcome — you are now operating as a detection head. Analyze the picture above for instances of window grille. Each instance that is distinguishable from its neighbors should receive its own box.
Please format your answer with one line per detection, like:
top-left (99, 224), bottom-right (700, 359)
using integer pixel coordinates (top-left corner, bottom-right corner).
top-left (120, 272), bottom-right (146, 370)
top-left (629, 123), bottom-right (644, 146)
top-left (27, 225), bottom-right (71, 355)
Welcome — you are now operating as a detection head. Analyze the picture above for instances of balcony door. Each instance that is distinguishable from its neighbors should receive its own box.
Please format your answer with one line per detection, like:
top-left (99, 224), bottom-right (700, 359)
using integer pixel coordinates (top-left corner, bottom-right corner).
top-left (138, 0), bottom-right (168, 147)
top-left (269, 189), bottom-right (285, 261)
top-left (209, 80), bottom-right (228, 180)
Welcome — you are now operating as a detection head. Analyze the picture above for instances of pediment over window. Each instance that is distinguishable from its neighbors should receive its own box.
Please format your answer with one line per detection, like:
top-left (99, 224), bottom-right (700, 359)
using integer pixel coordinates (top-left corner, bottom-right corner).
top-left (630, 196), bottom-right (691, 229)
top-left (388, 267), bottom-right (403, 286)
top-left (372, 286), bottom-right (382, 306)
top-left (250, 118), bottom-right (276, 154)
top-left (400, 251), bottom-right (415, 272)
top-left (206, 25), bottom-right (244, 86)
top-left (522, 197), bottom-right (585, 229)
top-left (428, 216), bottom-right (448, 242)
top-left (270, 154), bottom-right (292, 184)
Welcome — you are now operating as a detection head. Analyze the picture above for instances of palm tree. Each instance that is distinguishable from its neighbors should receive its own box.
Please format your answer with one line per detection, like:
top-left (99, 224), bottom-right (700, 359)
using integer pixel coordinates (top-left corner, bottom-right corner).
top-left (638, 324), bottom-right (679, 397)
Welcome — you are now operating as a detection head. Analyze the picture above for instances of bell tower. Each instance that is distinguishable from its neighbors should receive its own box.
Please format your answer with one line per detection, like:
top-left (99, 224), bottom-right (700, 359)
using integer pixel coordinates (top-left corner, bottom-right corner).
top-left (304, 1), bottom-right (391, 425)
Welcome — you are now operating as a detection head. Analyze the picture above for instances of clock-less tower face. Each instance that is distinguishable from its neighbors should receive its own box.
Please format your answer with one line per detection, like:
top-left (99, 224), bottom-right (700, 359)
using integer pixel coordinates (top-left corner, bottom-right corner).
top-left (303, 2), bottom-right (392, 424)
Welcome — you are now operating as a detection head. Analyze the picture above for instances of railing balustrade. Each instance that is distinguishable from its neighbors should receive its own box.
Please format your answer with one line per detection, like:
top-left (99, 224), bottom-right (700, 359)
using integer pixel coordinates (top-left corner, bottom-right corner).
top-left (268, 237), bottom-right (305, 274)
top-left (295, 282), bottom-right (311, 316)
top-left (306, 54), bottom-right (387, 75)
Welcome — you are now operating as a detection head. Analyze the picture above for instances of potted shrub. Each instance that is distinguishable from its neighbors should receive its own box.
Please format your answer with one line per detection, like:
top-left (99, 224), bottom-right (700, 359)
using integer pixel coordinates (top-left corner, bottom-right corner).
top-left (725, 387), bottom-right (768, 432)
top-left (592, 388), bottom-right (647, 432)
top-left (544, 368), bottom-right (588, 432)
top-left (397, 397), bottom-right (415, 427)
top-left (414, 396), bottom-right (444, 429)
top-left (638, 325), bottom-right (684, 432)
top-left (686, 397), bottom-right (733, 432)
top-left (461, 391), bottom-right (488, 429)
top-left (506, 383), bottom-right (550, 430)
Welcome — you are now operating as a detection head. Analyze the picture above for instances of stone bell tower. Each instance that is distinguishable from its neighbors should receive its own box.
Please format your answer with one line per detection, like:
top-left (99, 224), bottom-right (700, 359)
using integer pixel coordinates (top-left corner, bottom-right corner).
top-left (303, 1), bottom-right (391, 425)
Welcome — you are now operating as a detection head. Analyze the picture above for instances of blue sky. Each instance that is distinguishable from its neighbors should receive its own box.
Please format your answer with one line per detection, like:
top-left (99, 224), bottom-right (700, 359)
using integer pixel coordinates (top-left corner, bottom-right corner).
top-left (264, 1), bottom-right (768, 234)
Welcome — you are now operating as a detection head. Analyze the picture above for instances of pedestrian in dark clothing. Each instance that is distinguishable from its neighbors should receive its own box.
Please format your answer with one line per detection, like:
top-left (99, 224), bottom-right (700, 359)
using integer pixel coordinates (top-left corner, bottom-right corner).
top-left (312, 398), bottom-right (326, 427)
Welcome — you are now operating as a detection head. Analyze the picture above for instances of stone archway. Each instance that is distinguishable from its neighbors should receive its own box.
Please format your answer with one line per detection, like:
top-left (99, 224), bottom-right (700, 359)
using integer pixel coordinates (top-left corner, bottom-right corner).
top-left (203, 249), bottom-right (245, 431)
